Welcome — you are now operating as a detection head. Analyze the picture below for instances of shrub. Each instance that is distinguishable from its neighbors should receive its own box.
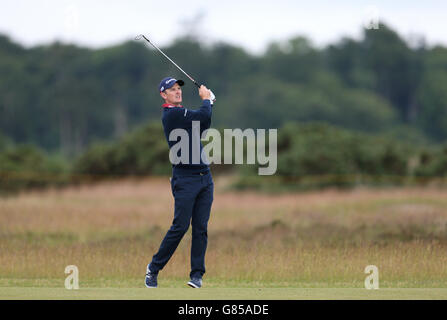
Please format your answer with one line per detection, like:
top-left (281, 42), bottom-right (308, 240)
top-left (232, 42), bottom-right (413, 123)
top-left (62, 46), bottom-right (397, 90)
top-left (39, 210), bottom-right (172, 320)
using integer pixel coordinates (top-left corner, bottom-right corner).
top-left (0, 144), bottom-right (69, 194)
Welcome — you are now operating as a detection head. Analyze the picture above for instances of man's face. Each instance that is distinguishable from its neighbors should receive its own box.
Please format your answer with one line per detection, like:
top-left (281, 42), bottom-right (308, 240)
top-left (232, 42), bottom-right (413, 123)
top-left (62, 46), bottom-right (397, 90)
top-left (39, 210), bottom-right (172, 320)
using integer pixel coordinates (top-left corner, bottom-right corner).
top-left (160, 83), bottom-right (182, 105)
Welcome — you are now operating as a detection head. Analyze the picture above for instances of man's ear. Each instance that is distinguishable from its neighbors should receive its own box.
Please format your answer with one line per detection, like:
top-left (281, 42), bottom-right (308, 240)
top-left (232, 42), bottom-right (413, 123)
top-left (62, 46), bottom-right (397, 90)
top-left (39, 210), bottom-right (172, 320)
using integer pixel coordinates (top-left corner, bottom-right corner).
top-left (160, 91), bottom-right (167, 100)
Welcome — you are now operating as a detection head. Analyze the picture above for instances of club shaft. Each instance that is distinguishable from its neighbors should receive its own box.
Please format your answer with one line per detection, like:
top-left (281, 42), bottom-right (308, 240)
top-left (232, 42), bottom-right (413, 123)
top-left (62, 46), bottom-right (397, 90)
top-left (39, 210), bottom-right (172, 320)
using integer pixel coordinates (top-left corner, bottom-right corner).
top-left (141, 35), bottom-right (200, 88)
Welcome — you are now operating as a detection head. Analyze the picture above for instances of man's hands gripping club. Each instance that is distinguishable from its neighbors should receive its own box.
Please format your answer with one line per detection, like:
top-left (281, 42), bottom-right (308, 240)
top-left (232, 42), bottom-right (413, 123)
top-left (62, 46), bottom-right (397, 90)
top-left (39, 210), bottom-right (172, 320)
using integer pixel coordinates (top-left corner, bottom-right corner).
top-left (199, 85), bottom-right (213, 102)
top-left (198, 85), bottom-right (216, 104)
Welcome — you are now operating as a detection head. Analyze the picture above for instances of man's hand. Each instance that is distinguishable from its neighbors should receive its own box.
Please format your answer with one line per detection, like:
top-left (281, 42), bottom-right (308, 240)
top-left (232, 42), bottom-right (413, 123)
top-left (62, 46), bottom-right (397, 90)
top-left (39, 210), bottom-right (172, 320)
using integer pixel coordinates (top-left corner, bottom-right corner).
top-left (199, 85), bottom-right (211, 101)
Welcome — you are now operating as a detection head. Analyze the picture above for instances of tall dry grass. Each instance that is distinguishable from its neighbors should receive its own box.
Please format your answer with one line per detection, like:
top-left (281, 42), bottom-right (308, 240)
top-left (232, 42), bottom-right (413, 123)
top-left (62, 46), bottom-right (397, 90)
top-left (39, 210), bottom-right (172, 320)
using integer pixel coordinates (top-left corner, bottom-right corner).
top-left (1, 176), bottom-right (447, 287)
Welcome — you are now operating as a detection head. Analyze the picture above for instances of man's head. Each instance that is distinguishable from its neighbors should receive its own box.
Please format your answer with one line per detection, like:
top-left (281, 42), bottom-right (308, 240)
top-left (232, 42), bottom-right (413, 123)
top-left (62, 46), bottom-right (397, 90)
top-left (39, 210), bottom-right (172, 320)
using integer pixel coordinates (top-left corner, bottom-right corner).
top-left (159, 77), bottom-right (184, 106)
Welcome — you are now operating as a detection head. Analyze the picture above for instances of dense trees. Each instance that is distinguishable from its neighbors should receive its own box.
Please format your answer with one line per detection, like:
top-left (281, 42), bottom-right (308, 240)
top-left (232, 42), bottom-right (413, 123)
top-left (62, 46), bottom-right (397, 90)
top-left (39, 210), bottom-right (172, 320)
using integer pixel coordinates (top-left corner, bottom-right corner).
top-left (1, 24), bottom-right (447, 192)
top-left (1, 23), bottom-right (447, 157)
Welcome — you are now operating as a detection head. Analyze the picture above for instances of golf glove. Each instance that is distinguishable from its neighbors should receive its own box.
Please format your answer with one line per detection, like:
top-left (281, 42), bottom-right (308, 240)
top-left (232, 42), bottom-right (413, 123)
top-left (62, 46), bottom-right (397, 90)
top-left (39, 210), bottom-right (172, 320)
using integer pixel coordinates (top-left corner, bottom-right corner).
top-left (209, 89), bottom-right (216, 105)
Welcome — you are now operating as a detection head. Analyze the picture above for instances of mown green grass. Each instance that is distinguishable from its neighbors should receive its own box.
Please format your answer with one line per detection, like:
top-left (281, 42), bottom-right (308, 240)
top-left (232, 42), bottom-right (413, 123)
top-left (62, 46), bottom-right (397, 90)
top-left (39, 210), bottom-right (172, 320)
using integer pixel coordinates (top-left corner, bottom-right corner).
top-left (2, 287), bottom-right (447, 300)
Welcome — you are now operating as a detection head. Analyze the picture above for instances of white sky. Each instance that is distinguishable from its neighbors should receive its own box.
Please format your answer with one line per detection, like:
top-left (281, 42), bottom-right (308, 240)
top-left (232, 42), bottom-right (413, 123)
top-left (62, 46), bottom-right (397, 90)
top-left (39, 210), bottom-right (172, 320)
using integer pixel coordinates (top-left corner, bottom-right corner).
top-left (0, 0), bottom-right (446, 54)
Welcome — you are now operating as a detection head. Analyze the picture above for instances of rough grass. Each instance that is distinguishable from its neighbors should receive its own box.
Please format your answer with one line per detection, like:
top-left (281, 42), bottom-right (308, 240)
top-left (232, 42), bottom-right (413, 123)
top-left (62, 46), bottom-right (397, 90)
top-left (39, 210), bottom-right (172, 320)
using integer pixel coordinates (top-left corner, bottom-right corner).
top-left (1, 176), bottom-right (447, 292)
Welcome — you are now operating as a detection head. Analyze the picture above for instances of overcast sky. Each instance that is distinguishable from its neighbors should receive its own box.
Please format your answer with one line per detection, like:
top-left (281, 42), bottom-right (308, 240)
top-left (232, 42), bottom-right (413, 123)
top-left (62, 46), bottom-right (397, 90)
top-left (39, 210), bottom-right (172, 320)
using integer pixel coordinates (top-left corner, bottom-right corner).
top-left (0, 0), bottom-right (446, 54)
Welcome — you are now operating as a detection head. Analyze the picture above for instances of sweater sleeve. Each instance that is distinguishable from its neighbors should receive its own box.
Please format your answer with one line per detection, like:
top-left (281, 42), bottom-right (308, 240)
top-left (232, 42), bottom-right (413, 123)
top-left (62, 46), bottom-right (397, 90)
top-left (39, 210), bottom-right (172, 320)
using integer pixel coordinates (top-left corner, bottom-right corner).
top-left (176, 99), bottom-right (212, 126)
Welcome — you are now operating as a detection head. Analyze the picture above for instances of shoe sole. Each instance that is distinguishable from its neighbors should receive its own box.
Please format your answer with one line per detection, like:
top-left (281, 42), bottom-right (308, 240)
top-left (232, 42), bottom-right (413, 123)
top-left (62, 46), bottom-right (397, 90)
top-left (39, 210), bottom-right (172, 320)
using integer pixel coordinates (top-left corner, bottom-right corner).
top-left (187, 281), bottom-right (201, 288)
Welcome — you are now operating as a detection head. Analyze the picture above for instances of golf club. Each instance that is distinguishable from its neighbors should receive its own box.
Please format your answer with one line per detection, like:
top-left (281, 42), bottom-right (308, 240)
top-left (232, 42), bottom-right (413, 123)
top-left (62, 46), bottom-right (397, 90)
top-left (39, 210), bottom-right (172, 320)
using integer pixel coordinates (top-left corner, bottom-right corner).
top-left (135, 34), bottom-right (216, 102)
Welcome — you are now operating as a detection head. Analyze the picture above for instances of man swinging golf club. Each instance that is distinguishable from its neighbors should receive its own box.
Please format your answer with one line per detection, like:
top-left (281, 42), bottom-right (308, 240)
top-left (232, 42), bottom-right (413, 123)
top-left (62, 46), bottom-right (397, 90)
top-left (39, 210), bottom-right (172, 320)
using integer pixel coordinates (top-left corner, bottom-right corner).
top-left (145, 77), bottom-right (214, 288)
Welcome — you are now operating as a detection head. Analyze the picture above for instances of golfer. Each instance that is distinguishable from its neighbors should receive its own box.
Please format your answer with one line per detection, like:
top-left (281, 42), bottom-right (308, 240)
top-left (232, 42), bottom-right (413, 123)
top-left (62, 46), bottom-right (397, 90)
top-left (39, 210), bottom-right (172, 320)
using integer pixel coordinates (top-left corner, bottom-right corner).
top-left (145, 77), bottom-right (214, 288)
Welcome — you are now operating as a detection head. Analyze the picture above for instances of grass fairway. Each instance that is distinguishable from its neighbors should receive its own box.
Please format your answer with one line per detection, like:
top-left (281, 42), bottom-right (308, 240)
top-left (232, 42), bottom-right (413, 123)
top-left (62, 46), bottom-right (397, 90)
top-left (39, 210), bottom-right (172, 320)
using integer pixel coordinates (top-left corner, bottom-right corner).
top-left (2, 287), bottom-right (447, 300)
top-left (1, 177), bottom-right (447, 300)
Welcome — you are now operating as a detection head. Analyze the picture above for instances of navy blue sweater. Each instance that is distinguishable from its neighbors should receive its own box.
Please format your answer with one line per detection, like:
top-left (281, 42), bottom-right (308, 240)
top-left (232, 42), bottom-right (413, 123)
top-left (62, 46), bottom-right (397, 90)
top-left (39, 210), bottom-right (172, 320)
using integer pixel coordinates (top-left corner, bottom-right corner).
top-left (161, 99), bottom-right (212, 176)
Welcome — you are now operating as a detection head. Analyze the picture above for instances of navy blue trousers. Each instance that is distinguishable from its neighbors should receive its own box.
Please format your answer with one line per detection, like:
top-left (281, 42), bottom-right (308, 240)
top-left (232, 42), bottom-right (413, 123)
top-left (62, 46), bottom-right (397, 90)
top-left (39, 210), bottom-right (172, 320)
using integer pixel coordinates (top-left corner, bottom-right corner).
top-left (149, 171), bottom-right (214, 279)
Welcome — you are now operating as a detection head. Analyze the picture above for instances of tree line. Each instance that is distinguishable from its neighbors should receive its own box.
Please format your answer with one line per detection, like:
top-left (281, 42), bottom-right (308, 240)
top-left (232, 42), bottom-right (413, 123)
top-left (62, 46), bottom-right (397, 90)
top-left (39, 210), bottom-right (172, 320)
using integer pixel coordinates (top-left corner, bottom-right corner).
top-left (1, 23), bottom-right (447, 193)
top-left (1, 23), bottom-right (447, 157)
top-left (1, 120), bottom-right (446, 194)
